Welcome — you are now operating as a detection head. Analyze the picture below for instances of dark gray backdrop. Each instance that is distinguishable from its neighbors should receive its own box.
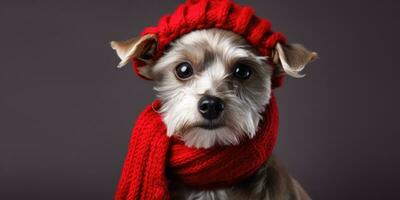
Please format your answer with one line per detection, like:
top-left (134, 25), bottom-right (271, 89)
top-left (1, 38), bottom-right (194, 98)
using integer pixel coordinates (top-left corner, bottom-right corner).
top-left (1, 0), bottom-right (399, 199)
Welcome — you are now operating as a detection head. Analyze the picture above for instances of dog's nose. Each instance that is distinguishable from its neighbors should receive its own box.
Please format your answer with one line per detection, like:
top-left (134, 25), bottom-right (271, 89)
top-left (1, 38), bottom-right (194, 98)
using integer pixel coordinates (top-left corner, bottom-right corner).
top-left (198, 96), bottom-right (224, 120)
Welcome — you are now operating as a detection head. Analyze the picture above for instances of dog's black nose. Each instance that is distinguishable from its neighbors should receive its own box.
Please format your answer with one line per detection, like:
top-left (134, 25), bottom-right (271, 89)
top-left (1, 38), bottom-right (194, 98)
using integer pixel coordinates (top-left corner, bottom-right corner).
top-left (198, 96), bottom-right (224, 120)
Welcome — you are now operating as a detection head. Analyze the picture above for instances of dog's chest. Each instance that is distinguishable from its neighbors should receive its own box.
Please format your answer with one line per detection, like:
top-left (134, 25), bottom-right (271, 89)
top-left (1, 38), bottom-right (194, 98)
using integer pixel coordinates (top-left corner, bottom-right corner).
top-left (171, 186), bottom-right (254, 200)
top-left (169, 161), bottom-right (271, 200)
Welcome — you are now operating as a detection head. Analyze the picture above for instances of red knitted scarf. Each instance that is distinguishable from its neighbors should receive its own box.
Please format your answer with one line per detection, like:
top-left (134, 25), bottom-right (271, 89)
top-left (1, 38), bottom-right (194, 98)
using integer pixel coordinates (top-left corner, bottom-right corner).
top-left (114, 95), bottom-right (279, 200)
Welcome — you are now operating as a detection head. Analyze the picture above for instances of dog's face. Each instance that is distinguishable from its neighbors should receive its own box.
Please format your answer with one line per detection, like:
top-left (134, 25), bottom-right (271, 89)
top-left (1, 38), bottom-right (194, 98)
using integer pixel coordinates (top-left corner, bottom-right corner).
top-left (152, 29), bottom-right (271, 148)
top-left (111, 29), bottom-right (316, 148)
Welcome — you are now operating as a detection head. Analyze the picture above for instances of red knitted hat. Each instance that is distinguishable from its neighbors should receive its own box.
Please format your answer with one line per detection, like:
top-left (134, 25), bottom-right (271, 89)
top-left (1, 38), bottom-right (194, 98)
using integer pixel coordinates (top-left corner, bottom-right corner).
top-left (133, 0), bottom-right (287, 87)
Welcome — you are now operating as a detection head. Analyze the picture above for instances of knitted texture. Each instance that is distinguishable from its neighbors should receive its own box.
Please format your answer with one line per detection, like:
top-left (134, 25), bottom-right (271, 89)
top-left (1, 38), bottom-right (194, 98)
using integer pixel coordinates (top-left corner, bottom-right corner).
top-left (114, 95), bottom-right (279, 200)
top-left (133, 0), bottom-right (287, 88)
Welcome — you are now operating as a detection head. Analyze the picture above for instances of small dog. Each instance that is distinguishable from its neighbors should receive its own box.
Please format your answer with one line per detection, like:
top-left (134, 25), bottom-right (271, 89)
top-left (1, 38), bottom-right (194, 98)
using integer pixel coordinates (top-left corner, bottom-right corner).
top-left (111, 28), bottom-right (316, 199)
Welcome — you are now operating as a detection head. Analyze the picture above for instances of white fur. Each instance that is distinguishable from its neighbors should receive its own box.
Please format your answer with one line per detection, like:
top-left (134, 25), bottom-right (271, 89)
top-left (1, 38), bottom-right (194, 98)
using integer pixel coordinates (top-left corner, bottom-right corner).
top-left (152, 29), bottom-right (272, 149)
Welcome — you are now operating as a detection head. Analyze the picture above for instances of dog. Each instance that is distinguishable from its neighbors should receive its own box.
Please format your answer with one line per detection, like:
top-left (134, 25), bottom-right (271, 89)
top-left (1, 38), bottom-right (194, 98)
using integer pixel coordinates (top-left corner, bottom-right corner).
top-left (111, 28), bottom-right (316, 199)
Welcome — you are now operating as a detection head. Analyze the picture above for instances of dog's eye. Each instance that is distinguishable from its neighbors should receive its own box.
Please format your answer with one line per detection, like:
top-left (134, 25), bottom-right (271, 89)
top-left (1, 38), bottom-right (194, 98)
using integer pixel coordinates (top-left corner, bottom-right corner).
top-left (175, 62), bottom-right (193, 80)
top-left (233, 64), bottom-right (252, 80)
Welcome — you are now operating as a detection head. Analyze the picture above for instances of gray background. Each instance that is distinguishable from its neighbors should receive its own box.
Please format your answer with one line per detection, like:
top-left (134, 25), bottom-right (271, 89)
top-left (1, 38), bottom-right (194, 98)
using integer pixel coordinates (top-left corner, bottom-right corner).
top-left (1, 0), bottom-right (399, 199)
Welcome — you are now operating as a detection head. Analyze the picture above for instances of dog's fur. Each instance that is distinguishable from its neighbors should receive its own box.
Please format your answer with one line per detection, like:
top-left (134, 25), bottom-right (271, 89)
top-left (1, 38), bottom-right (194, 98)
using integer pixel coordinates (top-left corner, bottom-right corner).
top-left (111, 29), bottom-right (316, 199)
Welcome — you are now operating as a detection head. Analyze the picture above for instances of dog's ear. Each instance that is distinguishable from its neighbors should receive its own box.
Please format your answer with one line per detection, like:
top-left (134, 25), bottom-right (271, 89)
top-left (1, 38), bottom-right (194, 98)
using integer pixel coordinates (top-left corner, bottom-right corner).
top-left (272, 43), bottom-right (317, 78)
top-left (110, 34), bottom-right (157, 79)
